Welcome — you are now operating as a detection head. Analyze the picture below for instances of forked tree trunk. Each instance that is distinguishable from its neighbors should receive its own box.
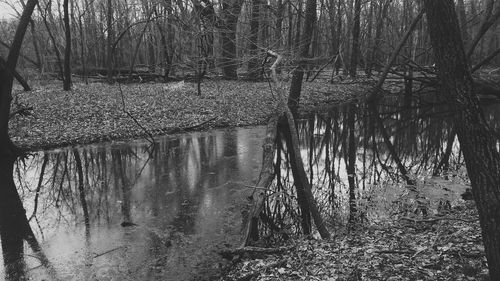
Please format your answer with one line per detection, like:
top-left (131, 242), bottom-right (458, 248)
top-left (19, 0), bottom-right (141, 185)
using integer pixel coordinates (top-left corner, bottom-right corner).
top-left (424, 0), bottom-right (500, 278)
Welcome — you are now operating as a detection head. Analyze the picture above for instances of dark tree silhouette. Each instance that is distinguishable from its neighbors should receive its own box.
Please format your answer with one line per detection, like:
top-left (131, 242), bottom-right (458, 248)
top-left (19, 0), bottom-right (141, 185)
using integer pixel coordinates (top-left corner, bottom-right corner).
top-left (423, 0), bottom-right (500, 278)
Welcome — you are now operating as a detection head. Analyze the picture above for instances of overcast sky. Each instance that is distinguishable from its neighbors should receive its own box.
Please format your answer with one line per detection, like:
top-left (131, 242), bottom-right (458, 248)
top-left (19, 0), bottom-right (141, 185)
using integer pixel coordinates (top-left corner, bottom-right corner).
top-left (0, 2), bottom-right (17, 20)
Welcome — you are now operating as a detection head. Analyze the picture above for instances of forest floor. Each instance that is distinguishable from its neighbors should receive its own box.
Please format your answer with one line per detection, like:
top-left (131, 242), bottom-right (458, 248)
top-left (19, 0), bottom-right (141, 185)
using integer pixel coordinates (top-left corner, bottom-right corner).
top-left (219, 203), bottom-right (488, 281)
top-left (8, 79), bottom-right (373, 151)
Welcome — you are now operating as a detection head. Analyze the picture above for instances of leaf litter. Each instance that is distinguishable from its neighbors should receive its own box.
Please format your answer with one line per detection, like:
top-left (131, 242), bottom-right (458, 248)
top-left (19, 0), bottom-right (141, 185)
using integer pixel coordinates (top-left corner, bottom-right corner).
top-left (8, 80), bottom-right (368, 151)
top-left (219, 202), bottom-right (488, 281)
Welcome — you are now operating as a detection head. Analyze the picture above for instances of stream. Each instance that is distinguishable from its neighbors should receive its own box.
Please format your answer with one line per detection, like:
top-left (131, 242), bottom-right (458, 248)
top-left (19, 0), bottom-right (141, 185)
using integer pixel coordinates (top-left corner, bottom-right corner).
top-left (3, 93), bottom-right (500, 280)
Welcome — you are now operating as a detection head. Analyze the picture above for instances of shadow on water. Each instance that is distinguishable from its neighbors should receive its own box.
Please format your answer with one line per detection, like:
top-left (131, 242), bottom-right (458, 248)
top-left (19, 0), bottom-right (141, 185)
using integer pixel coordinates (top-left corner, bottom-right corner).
top-left (3, 91), bottom-right (500, 279)
top-left (3, 127), bottom-right (266, 280)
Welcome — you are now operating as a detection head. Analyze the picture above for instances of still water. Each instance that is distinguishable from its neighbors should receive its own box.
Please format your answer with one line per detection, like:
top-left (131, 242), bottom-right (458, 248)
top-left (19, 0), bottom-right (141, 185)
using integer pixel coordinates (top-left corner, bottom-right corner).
top-left (7, 127), bottom-right (267, 280)
top-left (3, 94), bottom-right (500, 280)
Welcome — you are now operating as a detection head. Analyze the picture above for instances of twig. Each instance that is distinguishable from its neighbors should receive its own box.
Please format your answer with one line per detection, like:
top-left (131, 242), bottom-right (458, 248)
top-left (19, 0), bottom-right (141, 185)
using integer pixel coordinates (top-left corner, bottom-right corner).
top-left (221, 245), bottom-right (295, 257)
top-left (116, 82), bottom-right (155, 145)
top-left (93, 246), bottom-right (124, 258)
top-left (375, 249), bottom-right (415, 255)
top-left (471, 47), bottom-right (500, 73)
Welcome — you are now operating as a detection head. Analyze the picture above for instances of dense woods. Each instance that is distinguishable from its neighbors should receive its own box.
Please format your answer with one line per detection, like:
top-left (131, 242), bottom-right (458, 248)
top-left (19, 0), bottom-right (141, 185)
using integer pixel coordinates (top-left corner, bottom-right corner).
top-left (1, 0), bottom-right (500, 280)
top-left (0, 0), bottom-right (498, 84)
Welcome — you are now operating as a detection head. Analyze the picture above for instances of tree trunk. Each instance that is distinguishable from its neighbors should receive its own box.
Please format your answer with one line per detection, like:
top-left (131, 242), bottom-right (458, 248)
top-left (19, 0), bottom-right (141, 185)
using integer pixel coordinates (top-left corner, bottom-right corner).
top-left (220, 0), bottom-right (244, 79)
top-left (106, 0), bottom-right (114, 83)
top-left (349, 0), bottom-right (361, 77)
top-left (335, 0), bottom-right (342, 74)
top-left (424, 0), bottom-right (500, 278)
top-left (288, 0), bottom-right (317, 107)
top-left (73, 150), bottom-right (90, 235)
top-left (29, 20), bottom-right (43, 71)
top-left (280, 118), bottom-right (312, 234)
top-left (0, 148), bottom-right (29, 281)
top-left (63, 0), bottom-right (72, 90)
top-left (38, 3), bottom-right (63, 78)
top-left (0, 1), bottom-right (39, 279)
top-left (456, 0), bottom-right (469, 49)
top-left (248, 0), bottom-right (262, 80)
top-left (241, 115), bottom-right (279, 246)
top-left (280, 112), bottom-right (331, 239)
top-left (345, 103), bottom-right (357, 225)
top-left (364, 0), bottom-right (374, 76)
top-left (368, 0), bottom-right (391, 75)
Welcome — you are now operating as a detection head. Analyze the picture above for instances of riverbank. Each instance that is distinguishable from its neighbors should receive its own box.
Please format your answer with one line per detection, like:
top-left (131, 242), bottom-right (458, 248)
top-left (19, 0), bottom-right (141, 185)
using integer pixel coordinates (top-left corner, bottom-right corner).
top-left (219, 204), bottom-right (488, 281)
top-left (9, 79), bottom-right (372, 151)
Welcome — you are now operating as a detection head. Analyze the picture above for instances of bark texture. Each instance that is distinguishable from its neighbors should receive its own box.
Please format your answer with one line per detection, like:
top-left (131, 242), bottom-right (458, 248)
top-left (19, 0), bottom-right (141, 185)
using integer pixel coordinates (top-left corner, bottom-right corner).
top-left (424, 0), bottom-right (500, 278)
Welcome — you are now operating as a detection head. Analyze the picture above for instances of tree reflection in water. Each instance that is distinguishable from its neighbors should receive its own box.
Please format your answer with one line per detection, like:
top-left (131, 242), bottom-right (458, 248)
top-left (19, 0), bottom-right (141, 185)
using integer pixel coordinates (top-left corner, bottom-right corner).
top-left (260, 94), bottom-right (500, 241)
top-left (6, 127), bottom-right (265, 280)
top-left (4, 93), bottom-right (500, 279)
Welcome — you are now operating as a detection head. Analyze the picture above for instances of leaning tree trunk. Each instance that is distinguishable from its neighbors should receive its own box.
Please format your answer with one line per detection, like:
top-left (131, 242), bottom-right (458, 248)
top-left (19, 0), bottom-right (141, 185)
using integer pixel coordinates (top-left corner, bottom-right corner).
top-left (424, 0), bottom-right (500, 279)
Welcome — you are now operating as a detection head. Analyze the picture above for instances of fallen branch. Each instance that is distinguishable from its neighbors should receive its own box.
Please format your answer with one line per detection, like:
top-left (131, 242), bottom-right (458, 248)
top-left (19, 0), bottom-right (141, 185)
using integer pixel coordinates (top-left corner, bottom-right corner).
top-left (400, 216), bottom-right (479, 223)
top-left (167, 116), bottom-right (217, 133)
top-left (9, 105), bottom-right (33, 119)
top-left (221, 245), bottom-right (295, 257)
top-left (375, 249), bottom-right (415, 255)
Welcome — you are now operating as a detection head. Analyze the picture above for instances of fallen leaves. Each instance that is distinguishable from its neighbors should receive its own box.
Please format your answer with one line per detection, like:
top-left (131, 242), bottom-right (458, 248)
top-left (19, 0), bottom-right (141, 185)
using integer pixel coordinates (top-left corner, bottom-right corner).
top-left (220, 205), bottom-right (488, 281)
top-left (8, 80), bottom-right (368, 151)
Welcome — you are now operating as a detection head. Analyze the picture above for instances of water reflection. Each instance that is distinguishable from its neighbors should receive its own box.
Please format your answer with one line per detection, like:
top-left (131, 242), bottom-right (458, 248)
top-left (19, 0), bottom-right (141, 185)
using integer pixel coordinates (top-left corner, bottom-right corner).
top-left (6, 127), bottom-right (266, 280)
top-left (4, 93), bottom-right (500, 279)
top-left (262, 94), bottom-right (500, 238)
